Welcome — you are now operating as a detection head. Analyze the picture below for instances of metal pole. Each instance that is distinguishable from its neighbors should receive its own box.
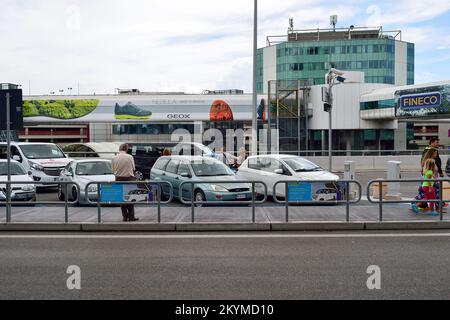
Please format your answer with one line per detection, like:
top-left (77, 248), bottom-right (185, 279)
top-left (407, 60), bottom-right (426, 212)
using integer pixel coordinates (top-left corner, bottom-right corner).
top-left (439, 180), bottom-right (444, 221)
top-left (191, 183), bottom-right (195, 223)
top-left (252, 182), bottom-right (256, 223)
top-left (157, 184), bottom-right (161, 223)
top-left (285, 183), bottom-right (289, 223)
top-left (97, 185), bottom-right (101, 223)
top-left (328, 82), bottom-right (333, 172)
top-left (251, 0), bottom-right (258, 156)
top-left (6, 92), bottom-right (11, 223)
top-left (379, 181), bottom-right (383, 222)
top-left (64, 183), bottom-right (69, 223)
top-left (346, 181), bottom-right (350, 222)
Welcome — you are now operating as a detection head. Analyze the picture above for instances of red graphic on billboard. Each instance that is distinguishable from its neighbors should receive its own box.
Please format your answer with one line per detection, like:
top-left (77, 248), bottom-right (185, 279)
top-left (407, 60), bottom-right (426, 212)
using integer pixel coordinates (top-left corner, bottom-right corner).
top-left (210, 100), bottom-right (234, 121)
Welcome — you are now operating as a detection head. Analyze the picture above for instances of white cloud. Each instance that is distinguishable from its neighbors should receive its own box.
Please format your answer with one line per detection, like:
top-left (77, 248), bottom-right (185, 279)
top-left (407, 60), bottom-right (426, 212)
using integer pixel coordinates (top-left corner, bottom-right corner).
top-left (0, 0), bottom-right (449, 95)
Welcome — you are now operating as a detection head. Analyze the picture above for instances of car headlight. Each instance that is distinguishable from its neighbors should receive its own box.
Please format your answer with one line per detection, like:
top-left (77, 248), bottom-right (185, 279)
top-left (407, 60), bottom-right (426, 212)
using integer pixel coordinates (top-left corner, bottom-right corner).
top-left (29, 161), bottom-right (43, 171)
top-left (21, 185), bottom-right (35, 192)
top-left (211, 185), bottom-right (228, 192)
top-left (87, 185), bottom-right (98, 193)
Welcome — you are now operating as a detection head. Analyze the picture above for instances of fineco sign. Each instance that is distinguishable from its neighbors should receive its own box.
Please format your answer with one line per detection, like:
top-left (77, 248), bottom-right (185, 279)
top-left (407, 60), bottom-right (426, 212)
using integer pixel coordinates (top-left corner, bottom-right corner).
top-left (399, 92), bottom-right (442, 110)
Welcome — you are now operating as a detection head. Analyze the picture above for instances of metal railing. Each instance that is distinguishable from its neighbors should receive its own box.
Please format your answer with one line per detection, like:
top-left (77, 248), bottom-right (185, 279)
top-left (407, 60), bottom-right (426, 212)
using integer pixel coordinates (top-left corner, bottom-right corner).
top-left (1, 181), bottom-right (81, 223)
top-left (85, 181), bottom-right (173, 223)
top-left (273, 180), bottom-right (362, 222)
top-left (179, 180), bottom-right (268, 223)
top-left (367, 179), bottom-right (448, 222)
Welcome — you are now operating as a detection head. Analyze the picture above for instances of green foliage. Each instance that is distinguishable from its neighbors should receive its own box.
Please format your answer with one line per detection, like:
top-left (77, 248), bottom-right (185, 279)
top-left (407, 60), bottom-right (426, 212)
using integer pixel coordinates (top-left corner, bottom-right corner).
top-left (22, 99), bottom-right (99, 119)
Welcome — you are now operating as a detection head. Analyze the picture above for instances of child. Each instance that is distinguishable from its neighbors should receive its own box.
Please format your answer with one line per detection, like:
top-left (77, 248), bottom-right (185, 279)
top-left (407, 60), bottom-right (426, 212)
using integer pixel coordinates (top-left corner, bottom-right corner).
top-left (421, 158), bottom-right (439, 215)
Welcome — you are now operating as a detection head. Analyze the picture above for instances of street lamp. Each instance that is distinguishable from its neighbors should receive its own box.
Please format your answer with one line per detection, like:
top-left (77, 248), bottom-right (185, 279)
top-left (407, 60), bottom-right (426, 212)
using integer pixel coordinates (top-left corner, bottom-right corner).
top-left (251, 0), bottom-right (258, 156)
top-left (59, 90), bottom-right (64, 95)
top-left (325, 67), bottom-right (346, 172)
top-left (67, 87), bottom-right (73, 95)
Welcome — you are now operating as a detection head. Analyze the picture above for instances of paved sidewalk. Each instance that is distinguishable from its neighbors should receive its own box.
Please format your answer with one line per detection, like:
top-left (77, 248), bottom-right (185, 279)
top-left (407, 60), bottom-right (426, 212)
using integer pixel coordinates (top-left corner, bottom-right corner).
top-left (1, 203), bottom-right (448, 223)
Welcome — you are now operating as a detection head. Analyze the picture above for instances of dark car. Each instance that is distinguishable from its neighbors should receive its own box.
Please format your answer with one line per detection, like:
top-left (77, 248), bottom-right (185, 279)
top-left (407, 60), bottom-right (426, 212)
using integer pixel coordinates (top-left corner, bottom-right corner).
top-left (127, 142), bottom-right (214, 180)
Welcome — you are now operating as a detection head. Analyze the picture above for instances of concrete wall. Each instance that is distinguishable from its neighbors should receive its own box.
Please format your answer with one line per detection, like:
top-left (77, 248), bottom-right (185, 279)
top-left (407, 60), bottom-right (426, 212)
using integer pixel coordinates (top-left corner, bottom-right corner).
top-left (262, 46), bottom-right (277, 94)
top-left (395, 41), bottom-right (408, 86)
top-left (308, 82), bottom-right (397, 130)
top-left (304, 155), bottom-right (428, 172)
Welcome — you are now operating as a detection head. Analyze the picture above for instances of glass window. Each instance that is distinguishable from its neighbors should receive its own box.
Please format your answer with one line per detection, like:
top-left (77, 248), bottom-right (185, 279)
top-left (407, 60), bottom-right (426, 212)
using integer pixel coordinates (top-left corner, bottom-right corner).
top-left (190, 159), bottom-right (233, 177)
top-left (19, 144), bottom-right (65, 159)
top-left (0, 162), bottom-right (26, 175)
top-left (283, 157), bottom-right (321, 172)
top-left (166, 160), bottom-right (180, 174)
top-left (177, 162), bottom-right (191, 176)
top-left (248, 158), bottom-right (261, 170)
top-left (153, 158), bottom-right (170, 171)
top-left (76, 161), bottom-right (112, 176)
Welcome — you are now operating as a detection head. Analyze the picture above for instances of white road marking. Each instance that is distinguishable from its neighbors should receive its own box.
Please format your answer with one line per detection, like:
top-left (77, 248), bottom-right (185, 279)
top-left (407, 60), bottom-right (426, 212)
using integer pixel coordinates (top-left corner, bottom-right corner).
top-left (0, 233), bottom-right (450, 239)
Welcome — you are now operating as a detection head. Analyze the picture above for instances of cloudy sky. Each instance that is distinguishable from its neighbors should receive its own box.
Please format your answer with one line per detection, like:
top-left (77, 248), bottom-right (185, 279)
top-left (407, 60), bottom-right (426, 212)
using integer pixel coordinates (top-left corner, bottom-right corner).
top-left (1, 0), bottom-right (450, 95)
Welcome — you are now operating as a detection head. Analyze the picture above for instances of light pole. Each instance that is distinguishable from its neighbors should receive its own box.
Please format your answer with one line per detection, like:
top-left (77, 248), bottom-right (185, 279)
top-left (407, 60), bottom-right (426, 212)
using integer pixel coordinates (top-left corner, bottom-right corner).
top-left (325, 68), bottom-right (346, 172)
top-left (68, 87), bottom-right (73, 95)
top-left (251, 0), bottom-right (258, 156)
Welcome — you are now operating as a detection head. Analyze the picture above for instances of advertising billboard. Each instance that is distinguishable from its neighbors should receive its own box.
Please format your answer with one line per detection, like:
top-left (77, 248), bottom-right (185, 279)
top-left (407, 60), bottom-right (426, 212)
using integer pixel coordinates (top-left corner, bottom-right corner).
top-left (395, 85), bottom-right (450, 118)
top-left (22, 95), bottom-right (266, 123)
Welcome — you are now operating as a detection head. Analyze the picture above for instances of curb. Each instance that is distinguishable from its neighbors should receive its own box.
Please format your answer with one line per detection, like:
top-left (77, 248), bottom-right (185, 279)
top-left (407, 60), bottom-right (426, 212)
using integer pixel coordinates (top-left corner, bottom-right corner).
top-left (0, 223), bottom-right (82, 231)
top-left (271, 222), bottom-right (365, 231)
top-left (365, 221), bottom-right (450, 230)
top-left (176, 223), bottom-right (271, 232)
top-left (0, 221), bottom-right (449, 232)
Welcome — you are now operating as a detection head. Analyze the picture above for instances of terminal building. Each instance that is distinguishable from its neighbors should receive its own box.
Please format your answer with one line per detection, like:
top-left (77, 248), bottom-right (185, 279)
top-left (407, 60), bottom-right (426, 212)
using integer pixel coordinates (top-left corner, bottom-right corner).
top-left (13, 24), bottom-right (450, 153)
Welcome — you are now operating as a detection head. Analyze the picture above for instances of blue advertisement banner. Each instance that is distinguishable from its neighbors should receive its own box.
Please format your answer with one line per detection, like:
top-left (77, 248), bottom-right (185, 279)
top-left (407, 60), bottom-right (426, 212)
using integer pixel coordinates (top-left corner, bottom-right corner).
top-left (399, 92), bottom-right (442, 110)
top-left (100, 183), bottom-right (160, 203)
top-left (287, 182), bottom-right (312, 201)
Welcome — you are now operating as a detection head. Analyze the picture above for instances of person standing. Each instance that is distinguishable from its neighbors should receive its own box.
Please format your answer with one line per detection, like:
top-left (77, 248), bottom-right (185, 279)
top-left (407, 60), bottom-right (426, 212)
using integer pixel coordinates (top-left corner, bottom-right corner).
top-left (421, 138), bottom-right (443, 177)
top-left (112, 143), bottom-right (139, 222)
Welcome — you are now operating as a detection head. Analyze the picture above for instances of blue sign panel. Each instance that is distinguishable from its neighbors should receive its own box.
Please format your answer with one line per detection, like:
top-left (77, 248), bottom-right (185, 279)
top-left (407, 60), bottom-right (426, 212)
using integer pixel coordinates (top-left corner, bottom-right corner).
top-left (287, 182), bottom-right (312, 201)
top-left (100, 184), bottom-right (124, 203)
top-left (399, 92), bottom-right (442, 110)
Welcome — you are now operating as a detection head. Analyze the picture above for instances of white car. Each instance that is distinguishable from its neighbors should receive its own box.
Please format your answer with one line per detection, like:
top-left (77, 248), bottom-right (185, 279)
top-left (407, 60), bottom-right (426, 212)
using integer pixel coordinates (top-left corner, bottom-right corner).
top-left (313, 188), bottom-right (338, 201)
top-left (58, 159), bottom-right (115, 205)
top-left (0, 142), bottom-right (73, 187)
top-left (0, 160), bottom-right (36, 202)
top-left (124, 189), bottom-right (149, 202)
top-left (237, 155), bottom-right (339, 198)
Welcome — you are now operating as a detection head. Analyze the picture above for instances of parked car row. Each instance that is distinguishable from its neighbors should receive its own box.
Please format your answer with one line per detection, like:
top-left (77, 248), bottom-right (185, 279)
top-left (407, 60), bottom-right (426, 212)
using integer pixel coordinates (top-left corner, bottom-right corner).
top-left (0, 142), bottom-right (340, 205)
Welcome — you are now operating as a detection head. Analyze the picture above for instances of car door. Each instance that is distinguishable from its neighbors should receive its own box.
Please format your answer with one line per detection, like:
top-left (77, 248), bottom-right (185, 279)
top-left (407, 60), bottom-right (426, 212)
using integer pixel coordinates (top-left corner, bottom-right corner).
top-left (177, 160), bottom-right (193, 200)
top-left (259, 158), bottom-right (292, 197)
top-left (237, 157), bottom-right (266, 194)
top-left (164, 159), bottom-right (181, 198)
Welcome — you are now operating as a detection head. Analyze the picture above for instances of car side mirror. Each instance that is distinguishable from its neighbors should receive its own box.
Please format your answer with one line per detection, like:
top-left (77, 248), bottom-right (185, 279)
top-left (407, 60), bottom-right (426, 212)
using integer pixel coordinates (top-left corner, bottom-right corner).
top-left (180, 172), bottom-right (191, 178)
top-left (28, 171), bottom-right (32, 176)
top-left (12, 155), bottom-right (21, 162)
top-left (274, 169), bottom-right (284, 175)
top-left (65, 171), bottom-right (73, 177)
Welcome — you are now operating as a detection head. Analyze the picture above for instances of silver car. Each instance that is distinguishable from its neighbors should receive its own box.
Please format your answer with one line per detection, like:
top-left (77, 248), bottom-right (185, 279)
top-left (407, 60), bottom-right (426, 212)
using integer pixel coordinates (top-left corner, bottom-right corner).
top-left (58, 159), bottom-right (115, 205)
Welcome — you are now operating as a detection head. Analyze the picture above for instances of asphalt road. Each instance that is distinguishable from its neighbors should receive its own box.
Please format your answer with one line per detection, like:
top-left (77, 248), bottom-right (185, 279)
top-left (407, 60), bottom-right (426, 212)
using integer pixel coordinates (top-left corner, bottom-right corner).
top-left (1, 231), bottom-right (450, 300)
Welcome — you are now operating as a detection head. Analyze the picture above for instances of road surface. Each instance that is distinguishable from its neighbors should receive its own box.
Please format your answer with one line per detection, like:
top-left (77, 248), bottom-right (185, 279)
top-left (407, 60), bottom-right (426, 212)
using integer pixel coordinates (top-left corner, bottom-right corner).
top-left (0, 231), bottom-right (449, 300)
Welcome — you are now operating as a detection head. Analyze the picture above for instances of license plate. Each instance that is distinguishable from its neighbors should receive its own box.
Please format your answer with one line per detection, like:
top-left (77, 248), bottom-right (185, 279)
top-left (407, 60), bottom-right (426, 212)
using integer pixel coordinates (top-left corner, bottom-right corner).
top-left (236, 194), bottom-right (247, 200)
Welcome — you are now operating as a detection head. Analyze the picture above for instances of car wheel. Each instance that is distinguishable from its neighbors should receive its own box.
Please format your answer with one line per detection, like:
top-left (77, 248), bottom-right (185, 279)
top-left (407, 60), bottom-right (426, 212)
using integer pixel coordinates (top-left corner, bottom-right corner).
top-left (70, 187), bottom-right (79, 204)
top-left (134, 171), bottom-right (144, 181)
top-left (194, 190), bottom-right (206, 208)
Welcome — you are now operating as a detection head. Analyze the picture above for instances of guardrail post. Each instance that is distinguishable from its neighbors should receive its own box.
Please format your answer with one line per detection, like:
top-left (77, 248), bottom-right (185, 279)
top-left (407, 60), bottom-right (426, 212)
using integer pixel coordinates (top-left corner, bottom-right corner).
top-left (157, 183), bottom-right (161, 224)
top-left (252, 182), bottom-right (256, 223)
top-left (64, 183), bottom-right (69, 223)
top-left (191, 182), bottom-right (195, 223)
top-left (97, 184), bottom-right (102, 223)
top-left (6, 182), bottom-right (11, 223)
top-left (346, 181), bottom-right (350, 222)
top-left (439, 180), bottom-right (444, 221)
top-left (285, 182), bottom-right (289, 223)
top-left (379, 180), bottom-right (383, 222)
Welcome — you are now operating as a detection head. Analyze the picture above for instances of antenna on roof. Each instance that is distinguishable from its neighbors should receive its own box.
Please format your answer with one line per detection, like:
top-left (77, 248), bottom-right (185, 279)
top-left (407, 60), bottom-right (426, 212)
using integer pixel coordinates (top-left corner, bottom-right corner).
top-left (288, 18), bottom-right (294, 33)
top-left (330, 15), bottom-right (338, 32)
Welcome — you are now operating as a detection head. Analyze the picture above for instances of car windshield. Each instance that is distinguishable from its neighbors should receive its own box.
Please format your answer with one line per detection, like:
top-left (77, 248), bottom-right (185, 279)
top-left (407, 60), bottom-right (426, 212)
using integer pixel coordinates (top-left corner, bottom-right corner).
top-left (190, 160), bottom-right (234, 177)
top-left (76, 162), bottom-right (113, 176)
top-left (20, 145), bottom-right (65, 159)
top-left (283, 157), bottom-right (322, 172)
top-left (0, 163), bottom-right (26, 176)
